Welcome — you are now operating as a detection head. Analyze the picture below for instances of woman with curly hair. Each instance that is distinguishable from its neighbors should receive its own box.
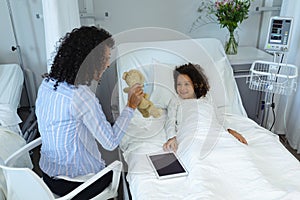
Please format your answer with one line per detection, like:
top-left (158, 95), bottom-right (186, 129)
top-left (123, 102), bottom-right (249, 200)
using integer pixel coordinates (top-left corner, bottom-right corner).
top-left (35, 26), bottom-right (143, 199)
top-left (163, 63), bottom-right (247, 152)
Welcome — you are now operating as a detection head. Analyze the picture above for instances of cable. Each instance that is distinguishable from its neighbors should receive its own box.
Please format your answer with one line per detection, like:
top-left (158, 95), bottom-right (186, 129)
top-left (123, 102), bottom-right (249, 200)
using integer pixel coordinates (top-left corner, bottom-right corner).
top-left (269, 101), bottom-right (276, 131)
top-left (283, 94), bottom-right (291, 135)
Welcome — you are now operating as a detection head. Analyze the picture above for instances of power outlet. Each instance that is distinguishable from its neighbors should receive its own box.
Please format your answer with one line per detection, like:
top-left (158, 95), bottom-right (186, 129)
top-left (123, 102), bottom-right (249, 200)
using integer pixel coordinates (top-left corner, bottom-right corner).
top-left (104, 11), bottom-right (110, 19)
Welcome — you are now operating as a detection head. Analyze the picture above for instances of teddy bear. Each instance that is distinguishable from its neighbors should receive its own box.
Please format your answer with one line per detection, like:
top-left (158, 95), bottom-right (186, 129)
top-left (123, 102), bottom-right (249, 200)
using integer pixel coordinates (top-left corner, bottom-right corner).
top-left (122, 69), bottom-right (162, 118)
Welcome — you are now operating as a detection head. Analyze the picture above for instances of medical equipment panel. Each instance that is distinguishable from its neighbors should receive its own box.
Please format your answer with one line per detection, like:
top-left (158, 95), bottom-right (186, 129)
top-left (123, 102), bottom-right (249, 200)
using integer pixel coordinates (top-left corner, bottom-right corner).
top-left (265, 16), bottom-right (293, 52)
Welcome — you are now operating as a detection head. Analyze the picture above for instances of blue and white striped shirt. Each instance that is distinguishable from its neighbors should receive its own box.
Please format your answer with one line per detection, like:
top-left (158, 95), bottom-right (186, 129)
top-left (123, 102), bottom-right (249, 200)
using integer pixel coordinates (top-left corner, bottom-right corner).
top-left (35, 79), bottom-right (134, 178)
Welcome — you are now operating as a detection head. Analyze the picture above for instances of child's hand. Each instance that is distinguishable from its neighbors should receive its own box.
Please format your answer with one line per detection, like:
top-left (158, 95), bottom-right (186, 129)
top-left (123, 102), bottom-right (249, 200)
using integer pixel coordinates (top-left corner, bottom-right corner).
top-left (163, 137), bottom-right (178, 152)
top-left (228, 129), bottom-right (248, 145)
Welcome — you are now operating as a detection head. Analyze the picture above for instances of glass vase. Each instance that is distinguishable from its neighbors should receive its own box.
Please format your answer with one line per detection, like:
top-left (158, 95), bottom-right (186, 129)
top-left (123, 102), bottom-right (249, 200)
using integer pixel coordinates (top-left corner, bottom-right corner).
top-left (225, 30), bottom-right (238, 55)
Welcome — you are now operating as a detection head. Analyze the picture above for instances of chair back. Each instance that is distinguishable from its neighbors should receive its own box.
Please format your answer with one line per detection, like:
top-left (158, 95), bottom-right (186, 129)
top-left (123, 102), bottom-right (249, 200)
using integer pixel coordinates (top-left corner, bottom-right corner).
top-left (92, 160), bottom-right (123, 199)
top-left (0, 163), bottom-right (55, 200)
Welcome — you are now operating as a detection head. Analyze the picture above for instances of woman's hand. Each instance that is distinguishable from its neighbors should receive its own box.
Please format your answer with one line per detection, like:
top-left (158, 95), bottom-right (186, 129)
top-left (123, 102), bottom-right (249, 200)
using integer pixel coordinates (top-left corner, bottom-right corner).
top-left (163, 137), bottom-right (178, 152)
top-left (127, 83), bottom-right (143, 109)
top-left (228, 129), bottom-right (248, 145)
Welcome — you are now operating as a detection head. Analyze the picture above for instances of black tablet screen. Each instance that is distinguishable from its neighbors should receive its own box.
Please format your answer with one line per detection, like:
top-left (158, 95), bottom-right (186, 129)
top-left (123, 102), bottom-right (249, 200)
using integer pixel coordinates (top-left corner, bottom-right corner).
top-left (149, 152), bottom-right (186, 177)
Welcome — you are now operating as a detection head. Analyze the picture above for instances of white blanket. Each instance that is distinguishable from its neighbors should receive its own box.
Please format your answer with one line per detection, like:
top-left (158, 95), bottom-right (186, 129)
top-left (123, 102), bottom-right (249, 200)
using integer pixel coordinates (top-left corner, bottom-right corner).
top-left (0, 104), bottom-right (22, 134)
top-left (123, 100), bottom-right (300, 200)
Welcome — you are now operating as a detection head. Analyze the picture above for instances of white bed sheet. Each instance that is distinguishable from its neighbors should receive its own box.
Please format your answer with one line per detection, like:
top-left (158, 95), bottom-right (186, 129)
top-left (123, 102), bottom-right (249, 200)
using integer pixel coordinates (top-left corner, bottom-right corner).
top-left (115, 38), bottom-right (300, 199)
top-left (123, 100), bottom-right (300, 200)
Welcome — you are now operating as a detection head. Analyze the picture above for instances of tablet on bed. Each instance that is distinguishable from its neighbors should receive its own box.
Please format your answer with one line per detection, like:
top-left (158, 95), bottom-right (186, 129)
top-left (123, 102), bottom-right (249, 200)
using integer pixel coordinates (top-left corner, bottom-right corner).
top-left (147, 152), bottom-right (188, 180)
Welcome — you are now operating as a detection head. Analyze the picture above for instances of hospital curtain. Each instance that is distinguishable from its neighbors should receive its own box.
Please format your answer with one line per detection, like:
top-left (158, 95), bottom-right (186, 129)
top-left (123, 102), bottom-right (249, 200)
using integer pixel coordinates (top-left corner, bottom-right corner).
top-left (42, 0), bottom-right (81, 72)
top-left (274, 0), bottom-right (300, 153)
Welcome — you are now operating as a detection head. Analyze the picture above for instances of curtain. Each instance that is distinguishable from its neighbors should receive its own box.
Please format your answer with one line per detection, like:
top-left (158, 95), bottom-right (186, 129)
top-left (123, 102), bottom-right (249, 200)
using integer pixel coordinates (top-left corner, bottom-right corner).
top-left (274, 0), bottom-right (300, 153)
top-left (42, 0), bottom-right (81, 72)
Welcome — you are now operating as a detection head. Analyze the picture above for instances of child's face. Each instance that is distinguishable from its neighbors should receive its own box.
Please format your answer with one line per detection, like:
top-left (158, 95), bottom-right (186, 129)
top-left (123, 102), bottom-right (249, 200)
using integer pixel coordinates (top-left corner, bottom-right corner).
top-left (176, 74), bottom-right (195, 99)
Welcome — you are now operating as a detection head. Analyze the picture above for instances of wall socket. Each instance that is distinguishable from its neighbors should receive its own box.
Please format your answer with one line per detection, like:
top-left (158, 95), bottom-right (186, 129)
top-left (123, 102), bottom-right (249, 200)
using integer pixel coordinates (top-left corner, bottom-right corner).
top-left (104, 11), bottom-right (110, 19)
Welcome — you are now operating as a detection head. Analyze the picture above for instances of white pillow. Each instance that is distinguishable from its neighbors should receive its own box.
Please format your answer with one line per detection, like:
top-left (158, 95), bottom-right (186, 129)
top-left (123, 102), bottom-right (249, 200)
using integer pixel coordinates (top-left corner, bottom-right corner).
top-left (151, 62), bottom-right (177, 109)
top-left (151, 60), bottom-right (227, 110)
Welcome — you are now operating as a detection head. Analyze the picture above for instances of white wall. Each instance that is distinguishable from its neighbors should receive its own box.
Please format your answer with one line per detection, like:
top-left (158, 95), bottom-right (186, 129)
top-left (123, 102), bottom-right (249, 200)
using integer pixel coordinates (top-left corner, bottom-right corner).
top-left (93, 0), bottom-right (280, 47)
top-left (0, 0), bottom-right (17, 63)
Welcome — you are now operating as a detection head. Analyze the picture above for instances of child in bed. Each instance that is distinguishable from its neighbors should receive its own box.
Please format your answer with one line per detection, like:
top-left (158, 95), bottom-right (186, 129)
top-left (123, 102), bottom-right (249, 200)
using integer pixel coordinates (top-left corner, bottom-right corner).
top-left (163, 63), bottom-right (248, 152)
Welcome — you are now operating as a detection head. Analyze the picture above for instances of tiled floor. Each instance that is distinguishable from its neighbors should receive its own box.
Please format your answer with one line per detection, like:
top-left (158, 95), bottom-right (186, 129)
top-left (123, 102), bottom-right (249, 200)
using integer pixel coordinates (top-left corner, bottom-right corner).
top-left (279, 134), bottom-right (300, 161)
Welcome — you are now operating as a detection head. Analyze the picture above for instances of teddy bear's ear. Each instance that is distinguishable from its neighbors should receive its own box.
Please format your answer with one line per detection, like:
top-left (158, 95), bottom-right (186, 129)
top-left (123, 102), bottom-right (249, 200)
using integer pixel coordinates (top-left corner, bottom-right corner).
top-left (122, 72), bottom-right (128, 80)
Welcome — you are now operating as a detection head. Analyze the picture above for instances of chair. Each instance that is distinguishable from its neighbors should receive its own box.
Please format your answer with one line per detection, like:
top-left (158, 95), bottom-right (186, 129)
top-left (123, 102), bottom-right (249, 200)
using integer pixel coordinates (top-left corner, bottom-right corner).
top-left (0, 137), bottom-right (123, 200)
top-left (0, 127), bottom-right (33, 199)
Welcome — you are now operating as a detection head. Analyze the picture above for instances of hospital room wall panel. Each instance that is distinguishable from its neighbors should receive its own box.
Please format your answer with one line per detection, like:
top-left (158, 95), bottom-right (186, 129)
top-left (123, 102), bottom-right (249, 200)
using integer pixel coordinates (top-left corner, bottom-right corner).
top-left (93, 0), bottom-right (281, 48)
top-left (0, 0), bottom-right (19, 64)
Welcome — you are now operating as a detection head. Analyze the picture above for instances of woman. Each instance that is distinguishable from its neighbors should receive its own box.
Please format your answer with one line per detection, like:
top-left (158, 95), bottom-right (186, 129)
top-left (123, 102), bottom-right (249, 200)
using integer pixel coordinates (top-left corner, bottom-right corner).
top-left (35, 26), bottom-right (143, 199)
top-left (163, 63), bottom-right (247, 152)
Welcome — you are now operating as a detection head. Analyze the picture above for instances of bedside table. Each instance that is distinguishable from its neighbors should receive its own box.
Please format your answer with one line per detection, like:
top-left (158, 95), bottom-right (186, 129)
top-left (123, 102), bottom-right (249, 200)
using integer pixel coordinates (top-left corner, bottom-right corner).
top-left (227, 46), bottom-right (273, 66)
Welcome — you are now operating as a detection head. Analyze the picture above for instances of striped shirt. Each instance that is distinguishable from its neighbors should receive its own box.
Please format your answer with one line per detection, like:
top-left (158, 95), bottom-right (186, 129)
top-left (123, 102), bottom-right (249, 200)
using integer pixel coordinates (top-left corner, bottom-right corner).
top-left (35, 79), bottom-right (134, 178)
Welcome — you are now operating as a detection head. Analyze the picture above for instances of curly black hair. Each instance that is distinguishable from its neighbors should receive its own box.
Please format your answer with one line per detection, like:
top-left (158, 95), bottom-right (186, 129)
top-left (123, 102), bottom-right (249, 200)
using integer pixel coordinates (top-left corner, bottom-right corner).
top-left (174, 63), bottom-right (210, 99)
top-left (47, 26), bottom-right (114, 90)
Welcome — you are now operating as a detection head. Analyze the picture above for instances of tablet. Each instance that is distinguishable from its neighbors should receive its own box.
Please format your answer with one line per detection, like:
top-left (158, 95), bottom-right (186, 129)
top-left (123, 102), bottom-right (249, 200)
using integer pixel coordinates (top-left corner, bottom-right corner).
top-left (147, 152), bottom-right (188, 180)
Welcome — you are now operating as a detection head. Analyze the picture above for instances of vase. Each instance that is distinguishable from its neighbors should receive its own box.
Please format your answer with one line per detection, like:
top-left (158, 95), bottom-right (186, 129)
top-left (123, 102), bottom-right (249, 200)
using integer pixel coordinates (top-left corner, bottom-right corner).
top-left (225, 30), bottom-right (238, 55)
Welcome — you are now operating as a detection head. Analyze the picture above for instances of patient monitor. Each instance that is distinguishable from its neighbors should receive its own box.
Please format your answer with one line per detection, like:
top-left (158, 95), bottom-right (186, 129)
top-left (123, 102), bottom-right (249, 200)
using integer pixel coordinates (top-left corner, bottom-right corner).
top-left (265, 16), bottom-right (293, 53)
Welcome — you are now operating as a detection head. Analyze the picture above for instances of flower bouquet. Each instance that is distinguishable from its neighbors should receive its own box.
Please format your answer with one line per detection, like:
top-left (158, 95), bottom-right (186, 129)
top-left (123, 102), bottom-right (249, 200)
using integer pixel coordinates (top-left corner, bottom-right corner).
top-left (192, 0), bottom-right (251, 55)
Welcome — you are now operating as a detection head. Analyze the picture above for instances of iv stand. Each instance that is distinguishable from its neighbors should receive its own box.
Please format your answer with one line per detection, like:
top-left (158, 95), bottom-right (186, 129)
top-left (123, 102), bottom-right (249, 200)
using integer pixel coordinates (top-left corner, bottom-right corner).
top-left (260, 51), bottom-right (286, 129)
top-left (6, 0), bottom-right (38, 142)
top-left (5, 0), bottom-right (35, 109)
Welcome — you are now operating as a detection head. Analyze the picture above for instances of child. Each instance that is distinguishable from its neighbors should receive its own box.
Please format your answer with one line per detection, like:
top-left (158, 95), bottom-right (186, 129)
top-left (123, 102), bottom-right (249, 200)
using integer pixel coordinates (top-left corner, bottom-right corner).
top-left (163, 63), bottom-right (247, 152)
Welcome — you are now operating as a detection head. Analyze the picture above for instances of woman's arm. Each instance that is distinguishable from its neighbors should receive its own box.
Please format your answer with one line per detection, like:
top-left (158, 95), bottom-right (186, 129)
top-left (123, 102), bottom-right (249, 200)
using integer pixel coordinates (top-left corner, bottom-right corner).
top-left (74, 84), bottom-right (143, 151)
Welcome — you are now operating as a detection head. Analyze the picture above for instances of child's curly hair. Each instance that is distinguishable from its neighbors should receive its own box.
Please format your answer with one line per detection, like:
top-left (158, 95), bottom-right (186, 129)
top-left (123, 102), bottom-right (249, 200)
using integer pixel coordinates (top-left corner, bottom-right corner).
top-left (46, 26), bottom-right (114, 90)
top-left (174, 63), bottom-right (210, 99)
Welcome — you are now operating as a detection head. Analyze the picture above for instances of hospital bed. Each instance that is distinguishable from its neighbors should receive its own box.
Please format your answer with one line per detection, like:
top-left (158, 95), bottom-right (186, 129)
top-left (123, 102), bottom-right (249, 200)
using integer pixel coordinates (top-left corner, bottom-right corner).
top-left (115, 38), bottom-right (300, 199)
top-left (0, 63), bottom-right (38, 144)
top-left (0, 64), bottom-right (24, 134)
top-left (0, 64), bottom-right (34, 199)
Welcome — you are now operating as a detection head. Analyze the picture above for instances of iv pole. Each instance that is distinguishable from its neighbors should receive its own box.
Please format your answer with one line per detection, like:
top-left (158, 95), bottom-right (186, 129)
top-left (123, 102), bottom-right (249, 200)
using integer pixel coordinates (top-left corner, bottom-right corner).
top-left (5, 0), bottom-right (38, 142)
top-left (5, 0), bottom-right (34, 109)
